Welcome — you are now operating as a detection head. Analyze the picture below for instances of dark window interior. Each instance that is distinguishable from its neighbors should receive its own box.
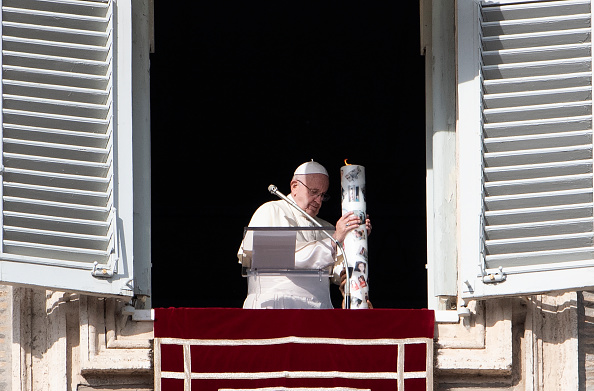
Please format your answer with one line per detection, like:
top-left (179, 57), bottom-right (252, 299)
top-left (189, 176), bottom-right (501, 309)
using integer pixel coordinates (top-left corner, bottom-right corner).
top-left (150, 1), bottom-right (427, 309)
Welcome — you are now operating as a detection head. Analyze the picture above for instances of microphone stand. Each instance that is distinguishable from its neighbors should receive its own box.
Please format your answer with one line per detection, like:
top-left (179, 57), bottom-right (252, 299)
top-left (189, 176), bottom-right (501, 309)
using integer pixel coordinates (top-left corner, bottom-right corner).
top-left (268, 184), bottom-right (351, 309)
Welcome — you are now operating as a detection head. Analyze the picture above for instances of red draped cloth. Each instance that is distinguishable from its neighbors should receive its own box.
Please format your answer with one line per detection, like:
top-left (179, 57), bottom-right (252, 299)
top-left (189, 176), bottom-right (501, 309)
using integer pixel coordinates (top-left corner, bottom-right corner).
top-left (154, 308), bottom-right (434, 391)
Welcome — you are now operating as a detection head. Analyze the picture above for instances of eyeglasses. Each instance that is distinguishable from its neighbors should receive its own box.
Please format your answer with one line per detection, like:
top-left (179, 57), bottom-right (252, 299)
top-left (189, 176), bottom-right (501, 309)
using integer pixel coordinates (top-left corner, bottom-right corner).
top-left (296, 179), bottom-right (330, 201)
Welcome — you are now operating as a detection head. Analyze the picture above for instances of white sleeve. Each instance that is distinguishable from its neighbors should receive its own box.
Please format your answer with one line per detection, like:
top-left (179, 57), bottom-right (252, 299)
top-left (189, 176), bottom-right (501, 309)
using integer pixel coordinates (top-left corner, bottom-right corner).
top-left (294, 238), bottom-right (336, 270)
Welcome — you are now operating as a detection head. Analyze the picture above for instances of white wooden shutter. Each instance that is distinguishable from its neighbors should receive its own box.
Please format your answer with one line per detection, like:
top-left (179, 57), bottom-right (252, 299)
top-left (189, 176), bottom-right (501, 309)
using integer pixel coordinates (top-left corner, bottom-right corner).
top-left (459, 0), bottom-right (594, 298)
top-left (0, 0), bottom-right (139, 296)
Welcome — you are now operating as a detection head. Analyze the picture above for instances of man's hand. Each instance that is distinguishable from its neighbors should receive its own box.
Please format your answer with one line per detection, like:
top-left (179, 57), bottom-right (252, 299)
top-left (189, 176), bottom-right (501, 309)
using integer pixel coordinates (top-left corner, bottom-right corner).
top-left (333, 212), bottom-right (361, 244)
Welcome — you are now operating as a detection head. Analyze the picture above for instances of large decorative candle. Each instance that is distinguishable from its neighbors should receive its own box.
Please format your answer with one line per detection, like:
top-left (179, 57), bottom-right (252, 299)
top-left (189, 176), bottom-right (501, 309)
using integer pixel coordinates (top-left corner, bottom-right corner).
top-left (340, 161), bottom-right (369, 309)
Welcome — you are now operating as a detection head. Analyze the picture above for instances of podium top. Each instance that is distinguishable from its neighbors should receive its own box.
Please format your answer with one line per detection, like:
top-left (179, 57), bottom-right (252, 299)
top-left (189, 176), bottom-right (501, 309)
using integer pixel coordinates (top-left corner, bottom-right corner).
top-left (240, 226), bottom-right (337, 275)
top-left (244, 226), bottom-right (336, 232)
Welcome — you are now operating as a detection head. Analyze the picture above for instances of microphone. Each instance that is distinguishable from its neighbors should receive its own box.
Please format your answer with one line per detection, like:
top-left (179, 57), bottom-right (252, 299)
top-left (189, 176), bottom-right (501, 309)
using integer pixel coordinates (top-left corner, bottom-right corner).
top-left (268, 184), bottom-right (351, 308)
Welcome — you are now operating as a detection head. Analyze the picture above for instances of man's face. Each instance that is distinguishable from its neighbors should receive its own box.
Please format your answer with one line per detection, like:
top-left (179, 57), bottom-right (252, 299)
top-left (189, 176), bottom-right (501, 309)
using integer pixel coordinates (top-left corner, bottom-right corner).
top-left (291, 174), bottom-right (329, 217)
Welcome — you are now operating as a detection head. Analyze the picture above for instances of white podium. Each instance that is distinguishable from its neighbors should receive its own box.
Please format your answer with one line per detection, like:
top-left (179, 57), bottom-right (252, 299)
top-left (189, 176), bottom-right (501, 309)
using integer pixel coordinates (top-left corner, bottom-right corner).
top-left (240, 226), bottom-right (337, 278)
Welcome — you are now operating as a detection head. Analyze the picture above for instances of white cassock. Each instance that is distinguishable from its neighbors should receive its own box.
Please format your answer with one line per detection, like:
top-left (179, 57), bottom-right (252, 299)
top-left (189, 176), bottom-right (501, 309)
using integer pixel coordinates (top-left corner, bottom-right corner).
top-left (238, 195), bottom-right (337, 309)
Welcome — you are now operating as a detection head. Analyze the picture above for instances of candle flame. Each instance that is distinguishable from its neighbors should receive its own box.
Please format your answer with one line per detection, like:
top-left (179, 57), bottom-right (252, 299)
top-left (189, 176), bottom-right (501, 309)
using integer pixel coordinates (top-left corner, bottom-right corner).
top-left (344, 159), bottom-right (351, 166)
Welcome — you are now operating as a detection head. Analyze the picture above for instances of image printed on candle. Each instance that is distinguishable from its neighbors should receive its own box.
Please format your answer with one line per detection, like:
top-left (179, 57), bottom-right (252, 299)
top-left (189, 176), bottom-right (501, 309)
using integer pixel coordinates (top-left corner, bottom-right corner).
top-left (355, 261), bottom-right (367, 274)
top-left (358, 275), bottom-right (367, 288)
top-left (347, 186), bottom-right (360, 202)
top-left (342, 186), bottom-right (367, 202)
top-left (351, 279), bottom-right (360, 291)
top-left (358, 246), bottom-right (368, 261)
top-left (341, 209), bottom-right (366, 225)
top-left (352, 297), bottom-right (364, 308)
top-left (344, 166), bottom-right (362, 182)
top-left (353, 228), bottom-right (365, 240)
top-left (352, 210), bottom-right (366, 225)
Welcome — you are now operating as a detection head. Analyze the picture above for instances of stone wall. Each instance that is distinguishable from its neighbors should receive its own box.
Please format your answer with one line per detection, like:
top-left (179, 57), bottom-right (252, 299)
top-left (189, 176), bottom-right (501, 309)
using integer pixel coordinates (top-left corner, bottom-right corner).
top-left (435, 292), bottom-right (582, 390)
top-left (5, 284), bottom-right (594, 390)
top-left (0, 286), bottom-right (10, 391)
top-left (8, 286), bottom-right (153, 391)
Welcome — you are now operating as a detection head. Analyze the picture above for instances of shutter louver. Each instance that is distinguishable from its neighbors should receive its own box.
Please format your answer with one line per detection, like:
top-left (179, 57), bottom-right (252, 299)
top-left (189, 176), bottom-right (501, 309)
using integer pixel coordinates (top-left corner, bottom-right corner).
top-left (481, 0), bottom-right (594, 271)
top-left (0, 0), bottom-right (116, 267)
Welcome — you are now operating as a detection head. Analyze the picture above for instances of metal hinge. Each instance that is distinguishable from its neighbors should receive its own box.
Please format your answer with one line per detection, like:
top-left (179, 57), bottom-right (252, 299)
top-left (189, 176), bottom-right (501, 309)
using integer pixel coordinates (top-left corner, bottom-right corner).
top-left (91, 249), bottom-right (118, 278)
top-left (91, 251), bottom-right (118, 278)
top-left (482, 266), bottom-right (506, 284)
top-left (92, 261), bottom-right (115, 278)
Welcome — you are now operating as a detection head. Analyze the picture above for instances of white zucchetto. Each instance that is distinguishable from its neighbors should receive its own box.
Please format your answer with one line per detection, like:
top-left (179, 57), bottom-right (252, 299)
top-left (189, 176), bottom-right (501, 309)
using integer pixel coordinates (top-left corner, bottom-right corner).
top-left (294, 160), bottom-right (329, 176)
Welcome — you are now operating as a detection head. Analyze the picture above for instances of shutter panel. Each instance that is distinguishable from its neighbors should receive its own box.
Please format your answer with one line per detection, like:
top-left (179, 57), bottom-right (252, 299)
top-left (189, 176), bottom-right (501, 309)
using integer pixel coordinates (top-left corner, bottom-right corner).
top-left (0, 0), bottom-right (137, 296)
top-left (481, 0), bottom-right (593, 269)
top-left (459, 0), bottom-right (594, 298)
top-left (2, 0), bottom-right (115, 265)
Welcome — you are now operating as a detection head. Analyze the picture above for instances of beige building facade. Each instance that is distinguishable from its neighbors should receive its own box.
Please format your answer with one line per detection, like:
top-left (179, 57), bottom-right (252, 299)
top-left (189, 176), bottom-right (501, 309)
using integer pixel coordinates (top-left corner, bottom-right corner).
top-left (3, 0), bottom-right (594, 390)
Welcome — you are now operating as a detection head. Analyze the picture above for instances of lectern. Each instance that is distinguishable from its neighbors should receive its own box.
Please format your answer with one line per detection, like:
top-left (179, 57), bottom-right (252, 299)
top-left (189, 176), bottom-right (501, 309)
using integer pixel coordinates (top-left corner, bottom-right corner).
top-left (239, 226), bottom-right (338, 278)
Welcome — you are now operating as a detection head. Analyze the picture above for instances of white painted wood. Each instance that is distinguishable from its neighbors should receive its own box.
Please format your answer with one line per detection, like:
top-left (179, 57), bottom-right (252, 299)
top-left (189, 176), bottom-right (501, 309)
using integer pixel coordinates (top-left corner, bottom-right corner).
top-left (114, 0), bottom-right (136, 293)
top-left (0, 0), bottom-right (144, 296)
top-left (457, 0), bottom-right (484, 297)
top-left (427, 0), bottom-right (458, 301)
top-left (481, 0), bottom-right (590, 13)
top-left (130, 0), bottom-right (152, 298)
top-left (425, 0), bottom-right (459, 308)
top-left (458, 0), bottom-right (594, 298)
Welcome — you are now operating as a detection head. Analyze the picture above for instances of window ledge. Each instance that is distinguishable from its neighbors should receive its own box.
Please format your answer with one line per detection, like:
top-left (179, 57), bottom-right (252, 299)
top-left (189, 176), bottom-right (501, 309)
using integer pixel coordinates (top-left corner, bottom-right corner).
top-left (434, 310), bottom-right (460, 323)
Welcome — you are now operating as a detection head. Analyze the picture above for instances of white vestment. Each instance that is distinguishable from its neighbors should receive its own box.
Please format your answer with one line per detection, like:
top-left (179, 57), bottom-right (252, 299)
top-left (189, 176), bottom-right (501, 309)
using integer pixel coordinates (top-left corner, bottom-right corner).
top-left (238, 196), bottom-right (336, 309)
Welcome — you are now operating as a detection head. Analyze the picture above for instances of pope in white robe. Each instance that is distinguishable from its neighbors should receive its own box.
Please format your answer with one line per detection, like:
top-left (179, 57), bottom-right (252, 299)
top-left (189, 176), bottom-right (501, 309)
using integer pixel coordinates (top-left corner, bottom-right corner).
top-left (238, 160), bottom-right (365, 309)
